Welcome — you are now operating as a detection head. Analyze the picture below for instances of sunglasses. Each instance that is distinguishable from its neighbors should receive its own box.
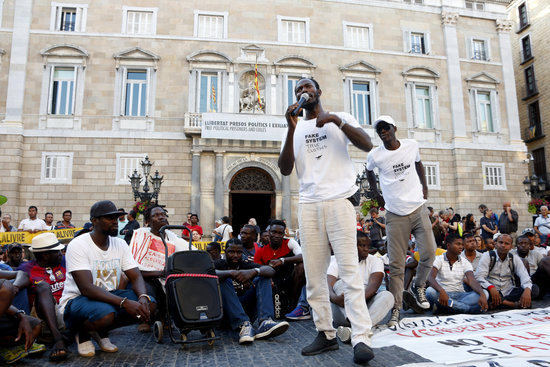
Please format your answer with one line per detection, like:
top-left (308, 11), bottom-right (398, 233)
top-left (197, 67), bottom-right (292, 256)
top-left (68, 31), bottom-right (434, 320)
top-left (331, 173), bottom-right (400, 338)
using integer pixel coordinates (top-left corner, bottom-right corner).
top-left (376, 123), bottom-right (392, 133)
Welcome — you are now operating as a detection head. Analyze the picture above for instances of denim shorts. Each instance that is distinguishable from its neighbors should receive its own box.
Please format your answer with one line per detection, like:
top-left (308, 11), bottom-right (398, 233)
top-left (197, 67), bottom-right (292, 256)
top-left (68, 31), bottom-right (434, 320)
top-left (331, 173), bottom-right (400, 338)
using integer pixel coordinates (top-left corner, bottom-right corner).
top-left (63, 289), bottom-right (155, 330)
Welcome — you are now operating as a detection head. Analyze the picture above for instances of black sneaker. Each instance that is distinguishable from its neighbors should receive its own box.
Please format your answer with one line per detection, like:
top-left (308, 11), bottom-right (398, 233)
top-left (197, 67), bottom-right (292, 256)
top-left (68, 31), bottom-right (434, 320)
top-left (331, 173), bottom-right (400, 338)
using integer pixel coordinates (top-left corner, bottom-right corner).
top-left (416, 287), bottom-right (431, 309)
top-left (353, 342), bottom-right (375, 364)
top-left (301, 332), bottom-right (339, 356)
top-left (403, 290), bottom-right (426, 314)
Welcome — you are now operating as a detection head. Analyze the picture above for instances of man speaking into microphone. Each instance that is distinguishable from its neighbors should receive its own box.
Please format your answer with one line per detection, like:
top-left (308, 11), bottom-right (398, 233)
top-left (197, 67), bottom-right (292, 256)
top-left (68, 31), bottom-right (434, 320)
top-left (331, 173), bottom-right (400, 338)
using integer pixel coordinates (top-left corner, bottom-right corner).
top-left (278, 78), bottom-right (375, 364)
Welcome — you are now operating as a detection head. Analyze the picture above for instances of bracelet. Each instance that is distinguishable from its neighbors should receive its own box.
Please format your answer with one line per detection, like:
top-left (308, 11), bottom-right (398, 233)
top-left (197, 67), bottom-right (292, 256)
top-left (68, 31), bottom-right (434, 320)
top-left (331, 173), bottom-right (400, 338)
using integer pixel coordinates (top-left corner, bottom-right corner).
top-left (487, 285), bottom-right (495, 291)
top-left (120, 297), bottom-right (127, 308)
top-left (338, 119), bottom-right (347, 130)
top-left (255, 268), bottom-right (261, 275)
top-left (139, 294), bottom-right (152, 302)
top-left (280, 258), bottom-right (285, 265)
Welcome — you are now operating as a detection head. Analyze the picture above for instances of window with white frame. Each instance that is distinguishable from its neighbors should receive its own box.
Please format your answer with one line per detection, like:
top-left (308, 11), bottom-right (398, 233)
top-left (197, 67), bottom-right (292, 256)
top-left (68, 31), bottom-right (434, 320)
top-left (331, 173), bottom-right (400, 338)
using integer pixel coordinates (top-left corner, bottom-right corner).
top-left (50, 3), bottom-right (87, 32)
top-left (41, 152), bottom-right (73, 184)
top-left (423, 162), bottom-right (440, 190)
top-left (49, 67), bottom-right (76, 115)
top-left (344, 23), bottom-right (372, 49)
top-left (482, 163), bottom-right (506, 190)
top-left (476, 91), bottom-right (493, 132)
top-left (351, 81), bottom-right (372, 125)
top-left (410, 32), bottom-right (426, 54)
top-left (122, 7), bottom-right (157, 35)
top-left (278, 16), bottom-right (309, 44)
top-left (403, 0), bottom-right (424, 4)
top-left (199, 72), bottom-right (219, 113)
top-left (124, 70), bottom-right (148, 116)
top-left (195, 11), bottom-right (227, 39)
top-left (116, 153), bottom-right (147, 185)
top-left (414, 86), bottom-right (433, 128)
top-left (465, 1), bottom-right (485, 11)
top-left (471, 39), bottom-right (488, 61)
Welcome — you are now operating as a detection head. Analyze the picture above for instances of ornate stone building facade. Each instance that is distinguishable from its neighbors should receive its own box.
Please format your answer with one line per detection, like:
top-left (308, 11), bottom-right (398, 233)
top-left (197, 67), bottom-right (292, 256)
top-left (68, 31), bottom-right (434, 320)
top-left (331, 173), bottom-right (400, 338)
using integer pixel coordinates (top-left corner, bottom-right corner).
top-left (0, 0), bottom-right (530, 233)
top-left (509, 0), bottom-right (549, 198)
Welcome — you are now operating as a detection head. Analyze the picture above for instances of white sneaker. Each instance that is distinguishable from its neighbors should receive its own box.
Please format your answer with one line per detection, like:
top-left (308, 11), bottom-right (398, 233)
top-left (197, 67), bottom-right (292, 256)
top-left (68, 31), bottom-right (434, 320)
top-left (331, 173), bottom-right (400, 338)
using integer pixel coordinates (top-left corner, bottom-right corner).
top-left (336, 326), bottom-right (352, 344)
top-left (75, 334), bottom-right (95, 357)
top-left (90, 332), bottom-right (118, 352)
top-left (387, 308), bottom-right (400, 327)
top-left (416, 287), bottom-right (431, 309)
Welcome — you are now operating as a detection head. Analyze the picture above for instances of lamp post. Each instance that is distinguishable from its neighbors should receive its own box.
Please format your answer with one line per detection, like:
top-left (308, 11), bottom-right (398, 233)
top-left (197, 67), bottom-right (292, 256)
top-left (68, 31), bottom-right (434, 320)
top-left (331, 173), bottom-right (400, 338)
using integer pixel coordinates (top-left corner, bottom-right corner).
top-left (128, 156), bottom-right (164, 203)
top-left (355, 163), bottom-right (380, 199)
top-left (522, 174), bottom-right (546, 198)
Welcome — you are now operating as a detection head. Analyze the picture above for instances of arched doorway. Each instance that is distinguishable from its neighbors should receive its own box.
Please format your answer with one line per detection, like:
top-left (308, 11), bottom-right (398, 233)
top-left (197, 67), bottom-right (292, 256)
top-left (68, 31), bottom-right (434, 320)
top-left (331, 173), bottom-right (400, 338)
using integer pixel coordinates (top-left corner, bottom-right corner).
top-left (229, 167), bottom-right (275, 234)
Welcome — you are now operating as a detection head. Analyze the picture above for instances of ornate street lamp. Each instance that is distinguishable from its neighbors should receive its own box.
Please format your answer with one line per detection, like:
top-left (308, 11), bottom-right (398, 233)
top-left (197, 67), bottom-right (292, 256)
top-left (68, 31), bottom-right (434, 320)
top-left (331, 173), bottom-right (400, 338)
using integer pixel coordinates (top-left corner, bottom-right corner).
top-left (523, 174), bottom-right (546, 197)
top-left (355, 163), bottom-right (380, 199)
top-left (128, 156), bottom-right (164, 203)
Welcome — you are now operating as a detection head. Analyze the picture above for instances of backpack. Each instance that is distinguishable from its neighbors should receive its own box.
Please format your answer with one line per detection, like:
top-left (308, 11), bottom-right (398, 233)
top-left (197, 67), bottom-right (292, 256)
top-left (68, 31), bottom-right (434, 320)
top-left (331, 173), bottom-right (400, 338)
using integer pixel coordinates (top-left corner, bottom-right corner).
top-left (488, 250), bottom-right (518, 287)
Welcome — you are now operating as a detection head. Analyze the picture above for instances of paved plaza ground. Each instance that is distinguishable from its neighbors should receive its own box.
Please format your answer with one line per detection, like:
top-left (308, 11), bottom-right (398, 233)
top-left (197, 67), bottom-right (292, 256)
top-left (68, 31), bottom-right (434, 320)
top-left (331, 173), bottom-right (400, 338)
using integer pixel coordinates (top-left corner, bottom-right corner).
top-left (15, 295), bottom-right (550, 367)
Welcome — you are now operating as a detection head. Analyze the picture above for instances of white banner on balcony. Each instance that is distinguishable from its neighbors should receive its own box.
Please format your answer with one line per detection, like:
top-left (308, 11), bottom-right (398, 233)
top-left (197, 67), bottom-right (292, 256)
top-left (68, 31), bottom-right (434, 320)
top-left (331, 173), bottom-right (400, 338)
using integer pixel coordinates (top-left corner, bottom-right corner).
top-left (201, 113), bottom-right (287, 141)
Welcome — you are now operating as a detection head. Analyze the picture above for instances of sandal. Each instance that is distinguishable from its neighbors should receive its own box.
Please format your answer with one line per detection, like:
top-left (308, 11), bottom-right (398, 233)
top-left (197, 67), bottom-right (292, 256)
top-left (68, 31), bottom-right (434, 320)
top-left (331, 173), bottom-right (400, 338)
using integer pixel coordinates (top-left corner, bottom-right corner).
top-left (49, 340), bottom-right (68, 362)
top-left (137, 322), bottom-right (151, 333)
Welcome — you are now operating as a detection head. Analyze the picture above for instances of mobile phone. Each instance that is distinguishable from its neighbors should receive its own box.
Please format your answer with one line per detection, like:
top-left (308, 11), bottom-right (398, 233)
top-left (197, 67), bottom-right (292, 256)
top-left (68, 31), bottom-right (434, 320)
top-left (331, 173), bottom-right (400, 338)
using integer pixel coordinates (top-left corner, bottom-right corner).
top-left (448, 299), bottom-right (454, 308)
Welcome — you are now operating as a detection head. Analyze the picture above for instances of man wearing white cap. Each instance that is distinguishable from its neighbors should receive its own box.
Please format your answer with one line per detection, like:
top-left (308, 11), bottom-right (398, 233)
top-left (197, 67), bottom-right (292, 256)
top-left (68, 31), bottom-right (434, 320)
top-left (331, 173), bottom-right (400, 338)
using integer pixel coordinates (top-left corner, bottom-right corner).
top-left (19, 232), bottom-right (68, 361)
top-left (366, 115), bottom-right (436, 327)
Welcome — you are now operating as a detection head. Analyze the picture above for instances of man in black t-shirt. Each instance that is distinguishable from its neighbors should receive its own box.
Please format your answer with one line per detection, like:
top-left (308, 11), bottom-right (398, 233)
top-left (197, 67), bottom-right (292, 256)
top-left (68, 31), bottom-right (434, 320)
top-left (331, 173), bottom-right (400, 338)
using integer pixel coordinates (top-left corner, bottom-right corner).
top-left (214, 240), bottom-right (289, 345)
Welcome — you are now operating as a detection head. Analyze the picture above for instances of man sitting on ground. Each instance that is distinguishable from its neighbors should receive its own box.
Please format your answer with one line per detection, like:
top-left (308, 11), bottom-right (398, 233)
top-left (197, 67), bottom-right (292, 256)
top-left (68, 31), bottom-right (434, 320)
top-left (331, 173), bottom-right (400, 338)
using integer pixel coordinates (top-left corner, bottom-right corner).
top-left (240, 225), bottom-right (260, 262)
top-left (129, 205), bottom-right (193, 332)
top-left (426, 234), bottom-right (488, 314)
top-left (59, 200), bottom-right (156, 357)
top-left (19, 233), bottom-right (69, 361)
top-left (0, 271), bottom-right (44, 364)
top-left (328, 231), bottom-right (393, 343)
top-left (254, 220), bottom-right (308, 320)
top-left (206, 242), bottom-right (222, 261)
top-left (215, 239), bottom-right (289, 344)
top-left (461, 233), bottom-right (483, 269)
top-left (475, 234), bottom-right (532, 310)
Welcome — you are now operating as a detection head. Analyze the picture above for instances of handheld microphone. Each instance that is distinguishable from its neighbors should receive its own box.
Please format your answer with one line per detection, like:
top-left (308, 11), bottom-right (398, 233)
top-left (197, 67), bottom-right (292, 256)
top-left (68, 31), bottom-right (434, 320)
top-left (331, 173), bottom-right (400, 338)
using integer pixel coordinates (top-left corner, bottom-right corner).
top-left (291, 94), bottom-right (310, 116)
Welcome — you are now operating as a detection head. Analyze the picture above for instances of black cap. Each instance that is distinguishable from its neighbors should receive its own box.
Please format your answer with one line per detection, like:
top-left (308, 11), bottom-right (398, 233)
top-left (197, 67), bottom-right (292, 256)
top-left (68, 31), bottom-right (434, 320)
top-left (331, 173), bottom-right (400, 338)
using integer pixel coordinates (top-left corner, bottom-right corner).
top-left (90, 200), bottom-right (126, 220)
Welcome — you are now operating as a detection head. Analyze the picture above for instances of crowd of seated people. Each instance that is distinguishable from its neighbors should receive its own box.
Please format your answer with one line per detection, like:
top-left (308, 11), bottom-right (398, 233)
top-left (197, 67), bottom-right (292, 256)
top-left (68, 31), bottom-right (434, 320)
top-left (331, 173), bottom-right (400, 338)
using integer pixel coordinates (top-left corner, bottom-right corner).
top-left (2, 200), bottom-right (550, 364)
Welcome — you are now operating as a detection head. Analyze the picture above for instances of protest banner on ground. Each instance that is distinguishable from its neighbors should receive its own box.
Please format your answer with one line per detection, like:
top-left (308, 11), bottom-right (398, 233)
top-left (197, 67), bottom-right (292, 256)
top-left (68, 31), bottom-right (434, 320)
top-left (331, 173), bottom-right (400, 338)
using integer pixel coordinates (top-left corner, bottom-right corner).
top-left (0, 228), bottom-right (82, 245)
top-left (401, 356), bottom-right (550, 367)
top-left (372, 307), bottom-right (550, 365)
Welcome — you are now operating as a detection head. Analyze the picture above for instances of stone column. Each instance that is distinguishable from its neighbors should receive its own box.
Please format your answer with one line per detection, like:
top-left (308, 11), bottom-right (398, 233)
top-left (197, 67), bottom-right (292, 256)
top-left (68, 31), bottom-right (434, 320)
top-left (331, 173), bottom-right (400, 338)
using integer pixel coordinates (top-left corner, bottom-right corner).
top-left (3, 0), bottom-right (32, 124)
top-left (214, 152), bottom-right (224, 219)
top-left (496, 19), bottom-right (521, 142)
top-left (441, 12), bottom-right (466, 138)
top-left (191, 152), bottom-right (201, 215)
top-left (282, 175), bottom-right (291, 222)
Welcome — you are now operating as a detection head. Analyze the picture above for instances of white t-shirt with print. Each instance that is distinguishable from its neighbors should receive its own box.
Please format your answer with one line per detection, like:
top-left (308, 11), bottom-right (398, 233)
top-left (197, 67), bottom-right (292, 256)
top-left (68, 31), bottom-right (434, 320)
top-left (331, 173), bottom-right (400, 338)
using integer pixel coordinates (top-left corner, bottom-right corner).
top-left (327, 254), bottom-right (384, 288)
top-left (59, 233), bottom-right (139, 313)
top-left (18, 218), bottom-right (48, 232)
top-left (285, 112), bottom-right (359, 203)
top-left (366, 139), bottom-right (425, 216)
top-left (432, 253), bottom-right (473, 293)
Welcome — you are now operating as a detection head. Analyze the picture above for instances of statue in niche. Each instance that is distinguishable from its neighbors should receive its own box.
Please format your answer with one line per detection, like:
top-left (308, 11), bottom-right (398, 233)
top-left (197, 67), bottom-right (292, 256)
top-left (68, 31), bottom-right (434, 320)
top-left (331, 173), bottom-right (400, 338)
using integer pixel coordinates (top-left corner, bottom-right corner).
top-left (239, 71), bottom-right (265, 114)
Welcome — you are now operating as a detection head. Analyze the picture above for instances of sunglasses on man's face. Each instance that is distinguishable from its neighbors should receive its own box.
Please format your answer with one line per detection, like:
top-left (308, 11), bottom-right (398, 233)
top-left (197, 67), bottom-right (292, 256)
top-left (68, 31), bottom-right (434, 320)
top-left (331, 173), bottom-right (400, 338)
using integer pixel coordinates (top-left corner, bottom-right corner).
top-left (376, 123), bottom-right (392, 133)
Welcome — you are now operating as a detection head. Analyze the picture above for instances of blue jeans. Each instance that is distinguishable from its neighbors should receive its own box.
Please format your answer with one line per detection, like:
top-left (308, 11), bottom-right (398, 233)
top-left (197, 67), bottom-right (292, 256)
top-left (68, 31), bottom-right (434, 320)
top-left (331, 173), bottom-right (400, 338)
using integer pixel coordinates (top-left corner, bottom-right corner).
top-left (296, 285), bottom-right (310, 309)
top-left (219, 276), bottom-right (274, 330)
top-left (426, 287), bottom-right (482, 314)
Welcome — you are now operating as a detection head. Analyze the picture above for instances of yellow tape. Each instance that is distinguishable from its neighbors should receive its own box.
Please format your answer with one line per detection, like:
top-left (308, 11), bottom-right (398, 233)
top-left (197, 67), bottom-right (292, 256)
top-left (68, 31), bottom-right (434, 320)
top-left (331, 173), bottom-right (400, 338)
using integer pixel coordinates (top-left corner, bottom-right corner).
top-left (192, 241), bottom-right (226, 253)
top-left (0, 228), bottom-right (83, 245)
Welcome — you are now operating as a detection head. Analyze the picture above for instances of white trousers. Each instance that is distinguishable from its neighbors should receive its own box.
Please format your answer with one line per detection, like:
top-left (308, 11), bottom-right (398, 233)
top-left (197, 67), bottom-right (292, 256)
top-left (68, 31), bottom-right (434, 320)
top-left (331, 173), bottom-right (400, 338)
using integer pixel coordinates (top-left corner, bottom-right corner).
top-left (299, 198), bottom-right (372, 347)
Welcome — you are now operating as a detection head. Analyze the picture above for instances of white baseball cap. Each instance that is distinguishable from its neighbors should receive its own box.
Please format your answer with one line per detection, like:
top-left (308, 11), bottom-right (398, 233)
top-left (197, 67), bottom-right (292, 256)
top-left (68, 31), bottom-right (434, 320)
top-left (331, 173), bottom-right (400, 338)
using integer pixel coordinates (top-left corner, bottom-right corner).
top-left (373, 115), bottom-right (397, 130)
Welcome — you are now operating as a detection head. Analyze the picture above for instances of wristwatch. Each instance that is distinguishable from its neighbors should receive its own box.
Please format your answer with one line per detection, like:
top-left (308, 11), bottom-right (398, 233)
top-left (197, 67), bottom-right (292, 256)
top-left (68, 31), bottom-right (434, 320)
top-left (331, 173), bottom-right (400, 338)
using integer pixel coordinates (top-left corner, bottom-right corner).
top-left (14, 309), bottom-right (25, 319)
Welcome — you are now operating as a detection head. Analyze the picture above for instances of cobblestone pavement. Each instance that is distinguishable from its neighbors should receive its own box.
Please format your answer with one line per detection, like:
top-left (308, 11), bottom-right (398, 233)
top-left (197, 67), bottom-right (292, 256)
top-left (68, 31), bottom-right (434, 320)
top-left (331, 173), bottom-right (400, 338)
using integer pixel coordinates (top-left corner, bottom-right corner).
top-left (17, 295), bottom-right (550, 367)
